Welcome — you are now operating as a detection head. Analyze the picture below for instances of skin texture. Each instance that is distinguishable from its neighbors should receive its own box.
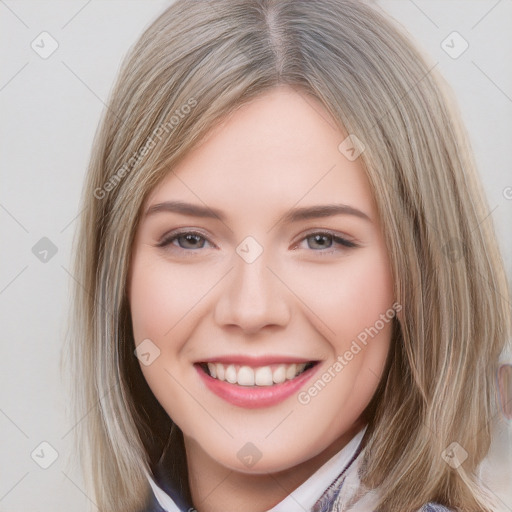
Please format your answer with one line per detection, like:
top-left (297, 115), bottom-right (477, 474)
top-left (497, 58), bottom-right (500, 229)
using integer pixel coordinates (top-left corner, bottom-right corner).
top-left (128, 86), bottom-right (396, 512)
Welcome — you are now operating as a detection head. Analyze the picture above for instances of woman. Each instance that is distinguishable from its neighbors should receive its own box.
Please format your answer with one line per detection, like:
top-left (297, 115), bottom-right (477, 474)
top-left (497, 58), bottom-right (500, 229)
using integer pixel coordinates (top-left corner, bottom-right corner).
top-left (65, 1), bottom-right (511, 511)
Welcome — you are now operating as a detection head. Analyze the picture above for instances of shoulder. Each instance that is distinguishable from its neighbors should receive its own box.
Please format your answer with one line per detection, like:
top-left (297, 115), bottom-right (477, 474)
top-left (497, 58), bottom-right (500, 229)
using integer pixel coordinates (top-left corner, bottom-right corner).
top-left (419, 503), bottom-right (454, 512)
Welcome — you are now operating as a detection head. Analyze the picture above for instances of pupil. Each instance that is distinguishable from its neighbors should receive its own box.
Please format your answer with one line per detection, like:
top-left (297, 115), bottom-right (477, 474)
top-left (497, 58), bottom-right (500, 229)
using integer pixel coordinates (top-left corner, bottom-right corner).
top-left (311, 234), bottom-right (331, 249)
top-left (183, 234), bottom-right (201, 248)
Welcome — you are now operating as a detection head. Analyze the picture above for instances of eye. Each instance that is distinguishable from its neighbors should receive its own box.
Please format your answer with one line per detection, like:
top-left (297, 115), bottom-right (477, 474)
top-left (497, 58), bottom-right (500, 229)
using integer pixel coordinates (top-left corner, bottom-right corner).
top-left (296, 231), bottom-right (358, 253)
top-left (156, 229), bottom-right (358, 255)
top-left (157, 230), bottom-right (214, 252)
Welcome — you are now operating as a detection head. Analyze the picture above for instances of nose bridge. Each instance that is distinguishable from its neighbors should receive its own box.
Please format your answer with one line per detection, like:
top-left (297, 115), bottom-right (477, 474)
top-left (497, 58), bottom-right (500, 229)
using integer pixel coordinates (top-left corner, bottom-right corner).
top-left (214, 240), bottom-right (290, 332)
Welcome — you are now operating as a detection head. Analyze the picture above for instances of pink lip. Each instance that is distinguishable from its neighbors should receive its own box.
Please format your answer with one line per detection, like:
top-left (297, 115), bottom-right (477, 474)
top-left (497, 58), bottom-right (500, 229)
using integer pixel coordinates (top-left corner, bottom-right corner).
top-left (195, 362), bottom-right (319, 409)
top-left (200, 355), bottom-right (313, 366)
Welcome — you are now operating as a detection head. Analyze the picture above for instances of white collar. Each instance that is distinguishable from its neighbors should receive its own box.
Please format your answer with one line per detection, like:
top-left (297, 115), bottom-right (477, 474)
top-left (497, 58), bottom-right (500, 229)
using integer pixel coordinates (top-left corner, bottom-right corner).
top-left (145, 425), bottom-right (368, 512)
top-left (265, 425), bottom-right (367, 512)
top-left (145, 471), bottom-right (183, 512)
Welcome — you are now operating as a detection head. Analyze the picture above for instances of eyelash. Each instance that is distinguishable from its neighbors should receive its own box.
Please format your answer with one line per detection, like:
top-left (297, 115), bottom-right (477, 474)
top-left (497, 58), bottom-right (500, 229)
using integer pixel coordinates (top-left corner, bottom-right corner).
top-left (156, 229), bottom-right (359, 255)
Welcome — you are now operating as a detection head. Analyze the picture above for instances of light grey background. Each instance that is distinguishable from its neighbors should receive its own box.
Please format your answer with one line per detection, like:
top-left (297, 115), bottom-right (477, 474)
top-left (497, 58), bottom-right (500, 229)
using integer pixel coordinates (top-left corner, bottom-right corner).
top-left (0, 1), bottom-right (511, 511)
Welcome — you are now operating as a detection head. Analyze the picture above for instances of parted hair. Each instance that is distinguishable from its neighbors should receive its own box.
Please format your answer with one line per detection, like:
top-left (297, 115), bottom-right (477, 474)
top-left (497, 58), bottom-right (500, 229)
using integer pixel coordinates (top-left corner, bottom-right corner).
top-left (63, 1), bottom-right (511, 511)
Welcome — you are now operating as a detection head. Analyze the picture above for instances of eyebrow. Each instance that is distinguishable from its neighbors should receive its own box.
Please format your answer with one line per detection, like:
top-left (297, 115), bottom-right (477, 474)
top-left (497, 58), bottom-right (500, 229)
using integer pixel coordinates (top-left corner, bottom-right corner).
top-left (144, 200), bottom-right (371, 224)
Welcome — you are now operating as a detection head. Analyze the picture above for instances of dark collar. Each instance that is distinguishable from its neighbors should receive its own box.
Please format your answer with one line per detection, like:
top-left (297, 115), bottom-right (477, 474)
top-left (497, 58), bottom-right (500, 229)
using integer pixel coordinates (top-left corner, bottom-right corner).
top-left (150, 457), bottom-right (194, 512)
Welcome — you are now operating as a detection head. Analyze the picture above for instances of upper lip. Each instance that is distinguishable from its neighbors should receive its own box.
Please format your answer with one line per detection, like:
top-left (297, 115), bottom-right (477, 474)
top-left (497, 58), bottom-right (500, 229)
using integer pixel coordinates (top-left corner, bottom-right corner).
top-left (197, 355), bottom-right (318, 366)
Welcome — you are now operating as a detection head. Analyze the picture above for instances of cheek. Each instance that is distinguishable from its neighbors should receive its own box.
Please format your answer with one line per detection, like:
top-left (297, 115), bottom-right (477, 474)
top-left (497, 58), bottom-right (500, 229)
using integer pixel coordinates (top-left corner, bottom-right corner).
top-left (292, 255), bottom-right (394, 440)
top-left (286, 245), bottom-right (394, 416)
top-left (129, 252), bottom-right (208, 345)
top-left (285, 247), bottom-right (395, 346)
top-left (128, 252), bottom-right (200, 426)
top-left (129, 260), bottom-right (172, 343)
top-left (338, 251), bottom-right (394, 342)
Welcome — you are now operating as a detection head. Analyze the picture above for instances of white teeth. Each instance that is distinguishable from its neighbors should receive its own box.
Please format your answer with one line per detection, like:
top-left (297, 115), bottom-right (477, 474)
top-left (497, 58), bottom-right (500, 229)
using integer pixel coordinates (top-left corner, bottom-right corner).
top-left (272, 365), bottom-right (286, 384)
top-left (207, 363), bottom-right (217, 378)
top-left (254, 366), bottom-right (273, 386)
top-left (285, 364), bottom-right (297, 380)
top-left (215, 363), bottom-right (225, 380)
top-left (205, 361), bottom-right (311, 386)
top-left (225, 364), bottom-right (237, 384)
top-left (237, 366), bottom-right (255, 386)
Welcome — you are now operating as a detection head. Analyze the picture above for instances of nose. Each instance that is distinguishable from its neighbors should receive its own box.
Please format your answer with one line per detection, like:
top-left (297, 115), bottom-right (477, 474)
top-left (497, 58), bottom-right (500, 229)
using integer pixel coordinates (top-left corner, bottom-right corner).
top-left (214, 249), bottom-right (291, 335)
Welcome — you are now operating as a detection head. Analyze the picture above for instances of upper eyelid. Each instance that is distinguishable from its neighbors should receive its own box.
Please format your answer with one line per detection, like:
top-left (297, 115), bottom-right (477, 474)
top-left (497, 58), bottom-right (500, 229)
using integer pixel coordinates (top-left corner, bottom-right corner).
top-left (157, 229), bottom-right (214, 247)
top-left (294, 229), bottom-right (357, 245)
top-left (157, 228), bottom-right (358, 249)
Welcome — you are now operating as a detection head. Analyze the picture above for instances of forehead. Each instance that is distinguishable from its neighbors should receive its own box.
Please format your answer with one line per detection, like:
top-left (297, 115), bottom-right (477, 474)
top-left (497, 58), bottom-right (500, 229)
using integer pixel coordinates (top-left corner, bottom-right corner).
top-left (145, 87), bottom-right (375, 219)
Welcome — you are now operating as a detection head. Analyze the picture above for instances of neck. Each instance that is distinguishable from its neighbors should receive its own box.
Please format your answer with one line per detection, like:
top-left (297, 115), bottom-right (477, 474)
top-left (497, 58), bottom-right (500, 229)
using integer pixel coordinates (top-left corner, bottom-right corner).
top-left (183, 419), bottom-right (366, 512)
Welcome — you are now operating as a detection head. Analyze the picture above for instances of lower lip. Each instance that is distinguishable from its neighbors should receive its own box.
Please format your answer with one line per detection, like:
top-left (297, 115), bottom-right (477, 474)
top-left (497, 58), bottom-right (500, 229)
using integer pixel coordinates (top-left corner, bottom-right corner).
top-left (195, 364), bottom-right (319, 408)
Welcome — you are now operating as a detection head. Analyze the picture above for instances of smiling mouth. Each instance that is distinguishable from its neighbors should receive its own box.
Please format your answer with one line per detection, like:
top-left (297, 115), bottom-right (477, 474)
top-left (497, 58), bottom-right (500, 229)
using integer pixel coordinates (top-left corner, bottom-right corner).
top-left (198, 361), bottom-right (318, 387)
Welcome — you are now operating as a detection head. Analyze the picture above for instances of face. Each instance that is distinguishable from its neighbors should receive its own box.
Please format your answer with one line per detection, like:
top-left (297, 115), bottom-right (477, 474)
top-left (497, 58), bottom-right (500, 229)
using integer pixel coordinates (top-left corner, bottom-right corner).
top-left (128, 86), bottom-right (395, 475)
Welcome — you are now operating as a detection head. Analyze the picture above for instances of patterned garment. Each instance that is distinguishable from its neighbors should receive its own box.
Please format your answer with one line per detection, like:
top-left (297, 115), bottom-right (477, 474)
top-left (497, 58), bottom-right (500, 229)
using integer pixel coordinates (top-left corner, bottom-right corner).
top-left (140, 432), bottom-right (454, 512)
top-left (141, 487), bottom-right (453, 512)
top-left (311, 442), bottom-right (453, 512)
top-left (140, 461), bottom-right (454, 512)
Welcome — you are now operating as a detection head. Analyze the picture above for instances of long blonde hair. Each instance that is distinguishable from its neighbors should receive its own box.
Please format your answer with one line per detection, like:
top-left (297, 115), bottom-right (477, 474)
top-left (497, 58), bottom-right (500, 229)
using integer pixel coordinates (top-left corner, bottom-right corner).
top-left (62, 1), bottom-right (511, 510)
